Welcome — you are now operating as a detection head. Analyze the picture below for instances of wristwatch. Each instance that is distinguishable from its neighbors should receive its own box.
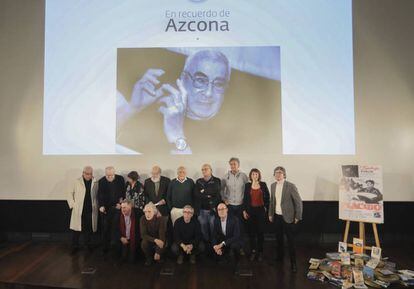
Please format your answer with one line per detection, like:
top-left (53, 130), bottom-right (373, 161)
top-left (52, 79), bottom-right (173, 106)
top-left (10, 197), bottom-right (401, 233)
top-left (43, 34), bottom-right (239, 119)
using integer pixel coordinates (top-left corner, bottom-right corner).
top-left (175, 137), bottom-right (187, 151)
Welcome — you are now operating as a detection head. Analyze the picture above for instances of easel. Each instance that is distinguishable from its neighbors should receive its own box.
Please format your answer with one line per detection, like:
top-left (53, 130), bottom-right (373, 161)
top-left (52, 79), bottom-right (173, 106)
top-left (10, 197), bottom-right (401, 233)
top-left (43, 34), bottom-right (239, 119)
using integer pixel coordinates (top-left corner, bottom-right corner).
top-left (342, 220), bottom-right (381, 252)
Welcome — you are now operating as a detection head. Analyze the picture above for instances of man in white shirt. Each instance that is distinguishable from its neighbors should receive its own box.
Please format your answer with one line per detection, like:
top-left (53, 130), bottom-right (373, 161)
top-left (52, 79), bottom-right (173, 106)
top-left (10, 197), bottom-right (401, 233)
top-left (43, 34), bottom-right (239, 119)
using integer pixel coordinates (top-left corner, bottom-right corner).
top-left (268, 166), bottom-right (303, 273)
top-left (212, 203), bottom-right (243, 267)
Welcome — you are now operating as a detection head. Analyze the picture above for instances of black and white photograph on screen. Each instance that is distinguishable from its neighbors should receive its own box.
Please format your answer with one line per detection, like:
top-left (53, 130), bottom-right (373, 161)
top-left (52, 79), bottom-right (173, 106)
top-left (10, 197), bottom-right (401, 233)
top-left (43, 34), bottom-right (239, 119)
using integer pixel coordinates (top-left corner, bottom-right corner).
top-left (115, 46), bottom-right (281, 155)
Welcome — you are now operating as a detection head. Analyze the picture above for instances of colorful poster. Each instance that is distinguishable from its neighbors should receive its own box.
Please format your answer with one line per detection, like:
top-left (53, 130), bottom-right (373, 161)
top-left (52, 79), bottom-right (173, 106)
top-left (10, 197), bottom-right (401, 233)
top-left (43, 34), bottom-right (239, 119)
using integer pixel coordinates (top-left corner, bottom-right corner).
top-left (339, 165), bottom-right (384, 223)
top-left (353, 237), bottom-right (364, 254)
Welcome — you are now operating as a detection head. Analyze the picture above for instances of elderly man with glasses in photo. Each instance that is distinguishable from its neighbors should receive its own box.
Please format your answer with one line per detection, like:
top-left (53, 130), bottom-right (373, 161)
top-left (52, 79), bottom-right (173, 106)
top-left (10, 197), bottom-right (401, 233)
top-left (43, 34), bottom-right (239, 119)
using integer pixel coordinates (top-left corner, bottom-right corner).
top-left (117, 49), bottom-right (231, 154)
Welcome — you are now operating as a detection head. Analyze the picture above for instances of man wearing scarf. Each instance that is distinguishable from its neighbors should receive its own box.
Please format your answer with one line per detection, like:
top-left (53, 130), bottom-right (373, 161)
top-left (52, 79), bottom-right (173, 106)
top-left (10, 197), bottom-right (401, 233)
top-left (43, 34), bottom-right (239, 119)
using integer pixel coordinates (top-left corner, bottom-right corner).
top-left (112, 199), bottom-right (139, 263)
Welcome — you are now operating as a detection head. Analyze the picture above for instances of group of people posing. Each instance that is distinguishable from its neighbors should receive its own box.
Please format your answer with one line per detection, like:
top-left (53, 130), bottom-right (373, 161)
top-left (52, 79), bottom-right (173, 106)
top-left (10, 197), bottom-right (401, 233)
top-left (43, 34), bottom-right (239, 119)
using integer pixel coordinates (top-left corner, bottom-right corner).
top-left (67, 157), bottom-right (303, 272)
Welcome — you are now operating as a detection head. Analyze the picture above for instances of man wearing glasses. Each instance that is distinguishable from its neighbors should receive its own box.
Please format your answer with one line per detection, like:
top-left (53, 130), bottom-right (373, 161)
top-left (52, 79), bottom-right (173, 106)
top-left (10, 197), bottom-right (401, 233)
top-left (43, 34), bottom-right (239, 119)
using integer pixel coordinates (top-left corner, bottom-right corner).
top-left (97, 166), bottom-right (126, 254)
top-left (212, 203), bottom-right (244, 268)
top-left (67, 166), bottom-right (99, 254)
top-left (117, 49), bottom-right (231, 154)
top-left (194, 164), bottom-right (222, 245)
top-left (171, 205), bottom-right (203, 265)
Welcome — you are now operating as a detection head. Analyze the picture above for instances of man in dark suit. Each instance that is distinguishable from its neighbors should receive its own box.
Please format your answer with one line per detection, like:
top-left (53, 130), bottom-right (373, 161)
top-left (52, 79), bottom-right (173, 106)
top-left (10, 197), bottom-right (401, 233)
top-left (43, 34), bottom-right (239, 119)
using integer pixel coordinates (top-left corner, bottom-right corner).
top-left (143, 166), bottom-right (170, 216)
top-left (98, 166), bottom-right (126, 253)
top-left (268, 166), bottom-right (303, 272)
top-left (212, 203), bottom-right (244, 264)
top-left (112, 199), bottom-right (140, 263)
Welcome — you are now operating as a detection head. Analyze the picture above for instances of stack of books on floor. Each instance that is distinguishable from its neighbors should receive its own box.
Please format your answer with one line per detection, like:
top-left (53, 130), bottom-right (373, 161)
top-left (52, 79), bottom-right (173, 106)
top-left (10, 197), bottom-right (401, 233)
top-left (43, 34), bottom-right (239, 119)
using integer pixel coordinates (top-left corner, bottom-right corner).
top-left (306, 239), bottom-right (414, 289)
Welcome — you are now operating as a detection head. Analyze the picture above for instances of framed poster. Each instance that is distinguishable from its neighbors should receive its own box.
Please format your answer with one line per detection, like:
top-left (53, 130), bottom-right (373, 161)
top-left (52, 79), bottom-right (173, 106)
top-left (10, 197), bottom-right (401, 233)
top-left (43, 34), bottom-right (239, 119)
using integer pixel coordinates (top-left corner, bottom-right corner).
top-left (339, 165), bottom-right (384, 223)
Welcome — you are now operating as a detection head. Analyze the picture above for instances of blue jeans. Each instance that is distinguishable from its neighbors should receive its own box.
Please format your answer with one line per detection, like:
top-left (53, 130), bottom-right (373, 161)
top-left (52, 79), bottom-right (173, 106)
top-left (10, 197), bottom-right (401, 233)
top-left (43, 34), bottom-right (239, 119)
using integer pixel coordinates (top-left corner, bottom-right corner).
top-left (198, 209), bottom-right (216, 242)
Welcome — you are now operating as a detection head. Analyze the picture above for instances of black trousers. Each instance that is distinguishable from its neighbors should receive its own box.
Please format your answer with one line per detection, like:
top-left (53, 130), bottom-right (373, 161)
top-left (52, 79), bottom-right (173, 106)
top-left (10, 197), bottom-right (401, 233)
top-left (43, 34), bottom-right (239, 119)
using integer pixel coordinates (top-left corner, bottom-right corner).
top-left (273, 214), bottom-right (296, 263)
top-left (113, 241), bottom-right (137, 263)
top-left (246, 207), bottom-right (265, 253)
top-left (141, 239), bottom-right (166, 260)
top-left (228, 205), bottom-right (243, 221)
top-left (215, 242), bottom-right (242, 263)
top-left (71, 211), bottom-right (92, 248)
top-left (101, 207), bottom-right (117, 251)
top-left (228, 204), bottom-right (246, 237)
top-left (133, 209), bottom-right (144, 239)
top-left (171, 241), bottom-right (205, 256)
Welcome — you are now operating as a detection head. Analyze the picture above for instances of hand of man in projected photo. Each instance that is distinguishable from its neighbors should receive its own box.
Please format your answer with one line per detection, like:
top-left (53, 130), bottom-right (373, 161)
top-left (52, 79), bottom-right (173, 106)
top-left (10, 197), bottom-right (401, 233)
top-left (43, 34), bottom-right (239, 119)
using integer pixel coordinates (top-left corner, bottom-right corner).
top-left (130, 68), bottom-right (166, 112)
top-left (158, 79), bottom-right (188, 152)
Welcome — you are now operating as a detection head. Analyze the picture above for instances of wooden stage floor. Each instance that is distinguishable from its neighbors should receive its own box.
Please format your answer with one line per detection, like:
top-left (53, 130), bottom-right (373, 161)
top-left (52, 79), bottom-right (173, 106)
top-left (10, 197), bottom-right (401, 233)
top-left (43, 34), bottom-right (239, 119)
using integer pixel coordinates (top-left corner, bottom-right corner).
top-left (0, 242), bottom-right (413, 289)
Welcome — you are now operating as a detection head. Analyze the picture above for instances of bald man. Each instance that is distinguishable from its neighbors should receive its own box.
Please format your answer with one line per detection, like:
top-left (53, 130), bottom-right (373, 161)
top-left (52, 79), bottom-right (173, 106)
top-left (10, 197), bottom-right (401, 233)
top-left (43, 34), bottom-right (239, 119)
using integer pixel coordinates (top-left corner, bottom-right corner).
top-left (212, 203), bottom-right (244, 264)
top-left (143, 166), bottom-right (171, 216)
top-left (194, 164), bottom-right (222, 243)
top-left (67, 166), bottom-right (99, 254)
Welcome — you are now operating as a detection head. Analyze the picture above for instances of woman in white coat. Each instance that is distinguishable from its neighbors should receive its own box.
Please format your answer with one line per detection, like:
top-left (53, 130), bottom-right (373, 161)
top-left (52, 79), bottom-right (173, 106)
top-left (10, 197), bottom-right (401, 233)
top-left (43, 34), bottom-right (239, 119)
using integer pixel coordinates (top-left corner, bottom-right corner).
top-left (67, 166), bottom-right (99, 254)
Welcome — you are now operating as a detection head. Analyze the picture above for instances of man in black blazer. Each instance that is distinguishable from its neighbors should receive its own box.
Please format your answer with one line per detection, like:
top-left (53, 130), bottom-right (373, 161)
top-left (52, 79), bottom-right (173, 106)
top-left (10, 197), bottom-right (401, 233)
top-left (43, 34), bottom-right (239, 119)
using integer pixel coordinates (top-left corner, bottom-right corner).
top-left (268, 166), bottom-right (302, 272)
top-left (98, 166), bottom-right (126, 253)
top-left (112, 199), bottom-right (140, 263)
top-left (143, 166), bottom-right (170, 216)
top-left (212, 203), bottom-right (244, 264)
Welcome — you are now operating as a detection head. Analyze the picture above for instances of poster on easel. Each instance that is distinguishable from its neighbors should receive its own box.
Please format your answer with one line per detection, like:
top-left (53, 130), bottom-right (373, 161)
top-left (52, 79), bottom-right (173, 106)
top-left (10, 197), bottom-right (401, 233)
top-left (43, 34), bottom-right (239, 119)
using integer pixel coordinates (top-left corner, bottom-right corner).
top-left (339, 165), bottom-right (384, 224)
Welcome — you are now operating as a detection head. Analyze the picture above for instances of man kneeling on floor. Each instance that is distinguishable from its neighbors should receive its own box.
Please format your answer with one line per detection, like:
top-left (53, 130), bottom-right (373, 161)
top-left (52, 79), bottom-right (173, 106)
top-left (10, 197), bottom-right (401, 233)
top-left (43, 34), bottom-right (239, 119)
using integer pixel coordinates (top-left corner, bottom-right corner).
top-left (172, 205), bottom-right (204, 264)
top-left (140, 203), bottom-right (167, 266)
top-left (112, 199), bottom-right (140, 263)
top-left (212, 203), bottom-right (244, 265)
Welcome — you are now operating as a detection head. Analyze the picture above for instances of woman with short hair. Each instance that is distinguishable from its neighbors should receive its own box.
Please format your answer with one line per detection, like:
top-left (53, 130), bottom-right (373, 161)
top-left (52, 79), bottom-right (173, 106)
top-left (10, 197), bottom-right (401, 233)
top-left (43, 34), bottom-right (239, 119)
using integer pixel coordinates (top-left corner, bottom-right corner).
top-left (242, 168), bottom-right (270, 262)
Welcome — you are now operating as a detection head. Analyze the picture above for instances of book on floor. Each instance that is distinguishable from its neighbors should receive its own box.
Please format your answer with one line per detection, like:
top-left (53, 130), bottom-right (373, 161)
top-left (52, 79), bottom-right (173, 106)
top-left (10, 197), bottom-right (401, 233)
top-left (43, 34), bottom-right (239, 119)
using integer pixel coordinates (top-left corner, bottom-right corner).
top-left (353, 237), bottom-right (364, 254)
top-left (340, 252), bottom-right (351, 265)
top-left (338, 241), bottom-right (348, 253)
top-left (371, 246), bottom-right (382, 260)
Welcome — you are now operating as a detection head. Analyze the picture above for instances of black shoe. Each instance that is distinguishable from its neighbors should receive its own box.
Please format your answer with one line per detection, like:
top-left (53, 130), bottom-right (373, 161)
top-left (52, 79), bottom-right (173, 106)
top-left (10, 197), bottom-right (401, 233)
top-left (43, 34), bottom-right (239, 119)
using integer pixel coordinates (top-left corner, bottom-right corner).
top-left (291, 262), bottom-right (297, 273)
top-left (177, 255), bottom-right (184, 265)
top-left (70, 247), bottom-right (79, 255)
top-left (275, 254), bottom-right (284, 262)
top-left (249, 251), bottom-right (256, 262)
top-left (144, 259), bottom-right (152, 266)
top-left (157, 257), bottom-right (165, 264)
top-left (190, 254), bottom-right (196, 264)
top-left (216, 256), bottom-right (226, 264)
